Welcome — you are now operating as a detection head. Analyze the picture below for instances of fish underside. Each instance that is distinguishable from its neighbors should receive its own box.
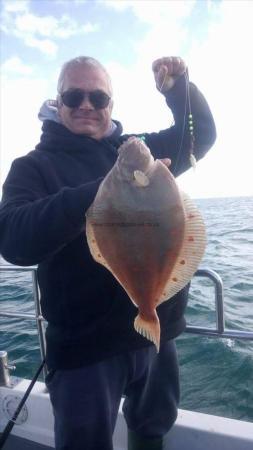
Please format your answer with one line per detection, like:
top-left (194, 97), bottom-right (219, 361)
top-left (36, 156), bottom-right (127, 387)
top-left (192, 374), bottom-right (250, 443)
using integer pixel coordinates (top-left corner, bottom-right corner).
top-left (86, 138), bottom-right (206, 351)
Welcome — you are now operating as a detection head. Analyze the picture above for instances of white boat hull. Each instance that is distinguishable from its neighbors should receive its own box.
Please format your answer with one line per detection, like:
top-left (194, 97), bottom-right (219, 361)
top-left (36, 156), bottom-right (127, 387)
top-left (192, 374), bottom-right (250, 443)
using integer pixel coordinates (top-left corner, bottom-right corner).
top-left (1, 377), bottom-right (253, 449)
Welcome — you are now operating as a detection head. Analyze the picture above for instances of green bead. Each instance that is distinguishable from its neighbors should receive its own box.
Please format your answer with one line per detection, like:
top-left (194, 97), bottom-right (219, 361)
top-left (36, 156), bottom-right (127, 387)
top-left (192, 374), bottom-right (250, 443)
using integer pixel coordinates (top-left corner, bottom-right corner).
top-left (189, 114), bottom-right (193, 118)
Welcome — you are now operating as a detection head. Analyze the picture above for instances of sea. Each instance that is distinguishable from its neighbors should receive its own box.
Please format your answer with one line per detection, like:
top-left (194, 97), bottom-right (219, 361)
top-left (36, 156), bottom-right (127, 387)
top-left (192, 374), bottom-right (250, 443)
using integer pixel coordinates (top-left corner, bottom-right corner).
top-left (0, 195), bottom-right (253, 422)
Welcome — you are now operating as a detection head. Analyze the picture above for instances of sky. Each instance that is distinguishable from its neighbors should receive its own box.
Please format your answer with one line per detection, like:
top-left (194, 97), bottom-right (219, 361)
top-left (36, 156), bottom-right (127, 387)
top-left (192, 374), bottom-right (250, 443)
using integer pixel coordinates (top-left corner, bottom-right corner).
top-left (1, 0), bottom-right (253, 199)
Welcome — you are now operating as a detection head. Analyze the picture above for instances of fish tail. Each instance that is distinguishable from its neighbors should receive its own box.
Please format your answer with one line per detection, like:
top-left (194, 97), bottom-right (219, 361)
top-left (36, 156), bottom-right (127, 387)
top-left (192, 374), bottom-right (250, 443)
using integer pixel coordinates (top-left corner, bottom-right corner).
top-left (134, 312), bottom-right (160, 352)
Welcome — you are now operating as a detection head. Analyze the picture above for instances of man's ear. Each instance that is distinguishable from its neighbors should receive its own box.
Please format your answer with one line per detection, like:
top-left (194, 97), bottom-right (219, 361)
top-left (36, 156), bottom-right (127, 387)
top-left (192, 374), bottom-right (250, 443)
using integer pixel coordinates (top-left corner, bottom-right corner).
top-left (53, 95), bottom-right (62, 108)
top-left (55, 95), bottom-right (62, 115)
top-left (55, 95), bottom-right (62, 117)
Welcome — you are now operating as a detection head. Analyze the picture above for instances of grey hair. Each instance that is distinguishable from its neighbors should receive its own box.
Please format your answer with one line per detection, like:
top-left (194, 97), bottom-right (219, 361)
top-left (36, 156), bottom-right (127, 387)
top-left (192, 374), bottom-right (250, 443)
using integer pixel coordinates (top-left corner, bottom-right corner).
top-left (57, 56), bottom-right (113, 96)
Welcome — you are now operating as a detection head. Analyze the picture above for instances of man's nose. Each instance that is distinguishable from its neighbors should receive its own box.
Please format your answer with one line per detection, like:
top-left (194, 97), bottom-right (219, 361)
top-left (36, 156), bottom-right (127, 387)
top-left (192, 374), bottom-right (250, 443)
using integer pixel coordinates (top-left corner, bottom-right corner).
top-left (79, 94), bottom-right (94, 110)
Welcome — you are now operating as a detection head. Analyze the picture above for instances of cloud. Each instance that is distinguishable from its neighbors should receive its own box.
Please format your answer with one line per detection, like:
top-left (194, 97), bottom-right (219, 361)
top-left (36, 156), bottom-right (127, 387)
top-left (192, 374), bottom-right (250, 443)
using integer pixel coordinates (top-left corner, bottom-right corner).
top-left (106, 0), bottom-right (196, 130)
top-left (3, 0), bottom-right (29, 13)
top-left (81, 22), bottom-right (99, 34)
top-left (72, 0), bottom-right (89, 3)
top-left (106, 0), bottom-right (195, 67)
top-left (102, 0), bottom-right (130, 11)
top-left (24, 36), bottom-right (58, 56)
top-left (0, 73), bottom-right (56, 187)
top-left (14, 12), bottom-right (99, 39)
top-left (1, 0), bottom-right (253, 199)
top-left (55, 0), bottom-right (88, 3)
top-left (1, 56), bottom-right (33, 76)
top-left (1, 2), bottom-right (99, 56)
top-left (176, 0), bottom-right (253, 198)
top-left (106, 1), bottom-right (197, 133)
top-left (105, 0), bottom-right (196, 22)
top-left (106, 0), bottom-right (253, 198)
top-left (131, 0), bottom-right (196, 24)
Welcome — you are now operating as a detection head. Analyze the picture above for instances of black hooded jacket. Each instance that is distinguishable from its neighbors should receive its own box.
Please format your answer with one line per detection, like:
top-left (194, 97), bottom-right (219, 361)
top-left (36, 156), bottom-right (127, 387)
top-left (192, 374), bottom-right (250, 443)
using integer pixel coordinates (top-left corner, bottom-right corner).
top-left (0, 77), bottom-right (216, 370)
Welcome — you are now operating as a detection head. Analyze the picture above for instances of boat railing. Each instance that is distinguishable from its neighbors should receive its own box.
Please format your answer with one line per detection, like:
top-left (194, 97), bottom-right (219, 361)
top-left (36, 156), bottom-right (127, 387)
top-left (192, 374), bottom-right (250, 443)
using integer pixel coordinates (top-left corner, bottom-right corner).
top-left (0, 265), bottom-right (47, 381)
top-left (185, 268), bottom-right (253, 340)
top-left (0, 265), bottom-right (253, 383)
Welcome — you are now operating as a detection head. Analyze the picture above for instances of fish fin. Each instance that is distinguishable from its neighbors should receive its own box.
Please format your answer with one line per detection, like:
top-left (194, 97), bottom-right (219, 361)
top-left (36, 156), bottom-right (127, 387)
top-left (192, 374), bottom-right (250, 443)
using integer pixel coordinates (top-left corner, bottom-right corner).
top-left (85, 215), bottom-right (111, 270)
top-left (134, 312), bottom-right (160, 352)
top-left (160, 191), bottom-right (206, 302)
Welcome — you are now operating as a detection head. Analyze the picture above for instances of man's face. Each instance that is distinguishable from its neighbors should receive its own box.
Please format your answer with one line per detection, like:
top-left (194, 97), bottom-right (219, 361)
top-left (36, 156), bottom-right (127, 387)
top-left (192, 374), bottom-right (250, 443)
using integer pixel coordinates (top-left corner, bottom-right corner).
top-left (58, 65), bottom-right (113, 139)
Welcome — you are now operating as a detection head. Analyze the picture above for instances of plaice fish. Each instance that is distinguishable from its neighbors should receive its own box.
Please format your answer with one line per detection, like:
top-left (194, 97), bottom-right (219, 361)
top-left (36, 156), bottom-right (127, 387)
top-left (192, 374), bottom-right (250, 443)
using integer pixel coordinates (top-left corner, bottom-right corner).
top-left (85, 137), bottom-right (206, 352)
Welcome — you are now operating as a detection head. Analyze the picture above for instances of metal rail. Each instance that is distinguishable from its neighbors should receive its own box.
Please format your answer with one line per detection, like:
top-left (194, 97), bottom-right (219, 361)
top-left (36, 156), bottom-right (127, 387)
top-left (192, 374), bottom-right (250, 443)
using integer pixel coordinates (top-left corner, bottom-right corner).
top-left (0, 265), bottom-right (47, 380)
top-left (0, 265), bottom-right (253, 384)
top-left (186, 269), bottom-right (253, 340)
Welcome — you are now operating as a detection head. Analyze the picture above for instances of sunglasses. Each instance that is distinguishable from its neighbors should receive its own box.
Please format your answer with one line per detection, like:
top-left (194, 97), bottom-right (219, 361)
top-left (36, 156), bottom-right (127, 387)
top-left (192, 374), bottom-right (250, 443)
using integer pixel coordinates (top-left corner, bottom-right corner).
top-left (60, 88), bottom-right (111, 110)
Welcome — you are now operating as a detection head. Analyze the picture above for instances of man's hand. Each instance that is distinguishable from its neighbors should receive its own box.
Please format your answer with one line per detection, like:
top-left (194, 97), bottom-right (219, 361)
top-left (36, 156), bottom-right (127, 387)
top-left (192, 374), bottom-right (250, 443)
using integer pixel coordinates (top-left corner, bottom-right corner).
top-left (152, 57), bottom-right (187, 94)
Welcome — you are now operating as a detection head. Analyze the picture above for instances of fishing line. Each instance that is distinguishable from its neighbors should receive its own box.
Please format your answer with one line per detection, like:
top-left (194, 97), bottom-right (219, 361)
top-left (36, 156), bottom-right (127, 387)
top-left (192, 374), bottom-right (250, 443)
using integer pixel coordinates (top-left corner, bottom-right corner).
top-left (158, 62), bottom-right (196, 173)
top-left (185, 69), bottom-right (197, 169)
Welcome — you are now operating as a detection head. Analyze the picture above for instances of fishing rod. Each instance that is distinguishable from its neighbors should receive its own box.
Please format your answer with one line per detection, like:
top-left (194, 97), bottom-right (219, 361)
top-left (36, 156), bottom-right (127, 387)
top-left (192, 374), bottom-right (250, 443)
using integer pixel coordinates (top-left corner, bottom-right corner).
top-left (0, 358), bottom-right (46, 449)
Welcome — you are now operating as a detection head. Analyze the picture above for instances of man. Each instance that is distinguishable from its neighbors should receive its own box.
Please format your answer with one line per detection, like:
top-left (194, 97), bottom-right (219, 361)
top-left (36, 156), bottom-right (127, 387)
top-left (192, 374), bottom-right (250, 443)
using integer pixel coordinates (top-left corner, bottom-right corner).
top-left (0, 56), bottom-right (216, 450)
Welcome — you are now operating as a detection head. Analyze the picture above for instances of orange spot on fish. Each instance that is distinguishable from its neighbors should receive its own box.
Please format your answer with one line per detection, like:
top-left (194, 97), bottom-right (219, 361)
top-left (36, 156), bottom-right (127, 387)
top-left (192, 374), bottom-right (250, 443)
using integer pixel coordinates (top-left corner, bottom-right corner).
top-left (98, 254), bottom-right (101, 258)
top-left (172, 277), bottom-right (178, 282)
top-left (180, 259), bottom-right (186, 265)
top-left (188, 236), bottom-right (194, 242)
